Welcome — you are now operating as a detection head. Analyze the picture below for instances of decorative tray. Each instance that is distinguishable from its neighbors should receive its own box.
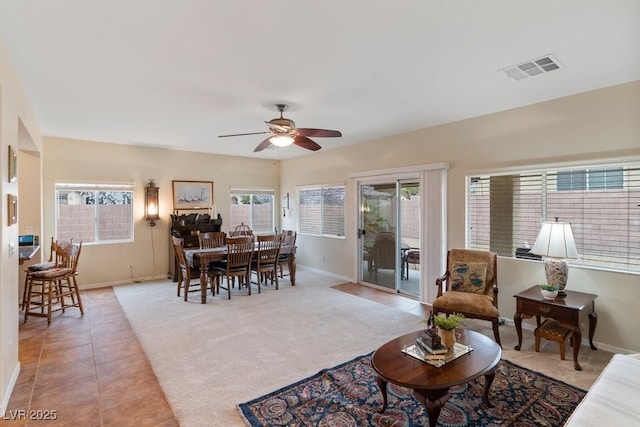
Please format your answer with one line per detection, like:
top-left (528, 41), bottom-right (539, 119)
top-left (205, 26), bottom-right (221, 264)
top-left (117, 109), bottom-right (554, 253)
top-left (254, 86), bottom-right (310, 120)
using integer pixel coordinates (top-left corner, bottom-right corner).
top-left (402, 342), bottom-right (473, 367)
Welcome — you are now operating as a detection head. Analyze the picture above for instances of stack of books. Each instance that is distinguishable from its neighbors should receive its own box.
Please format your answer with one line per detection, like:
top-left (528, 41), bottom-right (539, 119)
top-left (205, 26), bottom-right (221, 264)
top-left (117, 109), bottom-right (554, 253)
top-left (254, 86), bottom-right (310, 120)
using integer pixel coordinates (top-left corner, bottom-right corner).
top-left (414, 329), bottom-right (450, 361)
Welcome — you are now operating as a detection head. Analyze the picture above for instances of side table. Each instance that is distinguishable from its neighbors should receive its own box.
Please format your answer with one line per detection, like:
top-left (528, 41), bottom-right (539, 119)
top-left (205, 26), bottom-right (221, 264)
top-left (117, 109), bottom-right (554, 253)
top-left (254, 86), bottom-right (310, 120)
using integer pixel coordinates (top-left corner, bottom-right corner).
top-left (513, 286), bottom-right (598, 370)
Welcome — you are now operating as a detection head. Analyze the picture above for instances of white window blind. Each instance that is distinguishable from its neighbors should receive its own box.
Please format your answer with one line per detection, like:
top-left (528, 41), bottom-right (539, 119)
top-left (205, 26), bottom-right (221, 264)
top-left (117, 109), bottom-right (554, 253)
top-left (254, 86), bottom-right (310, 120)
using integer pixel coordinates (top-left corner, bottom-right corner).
top-left (467, 164), bottom-right (640, 273)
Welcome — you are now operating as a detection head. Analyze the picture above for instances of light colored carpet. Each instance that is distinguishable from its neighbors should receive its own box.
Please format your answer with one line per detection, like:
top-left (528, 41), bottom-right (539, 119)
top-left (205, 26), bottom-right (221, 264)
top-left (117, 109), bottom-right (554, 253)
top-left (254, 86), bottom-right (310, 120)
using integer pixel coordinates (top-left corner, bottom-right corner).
top-left (113, 270), bottom-right (426, 426)
top-left (114, 269), bottom-right (613, 426)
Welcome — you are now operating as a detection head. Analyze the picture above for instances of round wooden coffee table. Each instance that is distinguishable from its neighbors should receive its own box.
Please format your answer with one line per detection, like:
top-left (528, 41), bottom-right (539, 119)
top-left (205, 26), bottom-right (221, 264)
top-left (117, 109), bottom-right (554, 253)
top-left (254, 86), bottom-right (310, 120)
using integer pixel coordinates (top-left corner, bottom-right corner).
top-left (371, 329), bottom-right (502, 427)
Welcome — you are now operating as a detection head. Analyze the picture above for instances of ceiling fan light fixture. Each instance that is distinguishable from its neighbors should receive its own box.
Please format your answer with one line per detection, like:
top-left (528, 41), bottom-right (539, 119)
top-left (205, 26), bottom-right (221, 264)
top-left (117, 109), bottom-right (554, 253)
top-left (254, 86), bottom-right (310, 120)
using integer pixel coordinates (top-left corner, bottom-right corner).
top-left (270, 134), bottom-right (294, 147)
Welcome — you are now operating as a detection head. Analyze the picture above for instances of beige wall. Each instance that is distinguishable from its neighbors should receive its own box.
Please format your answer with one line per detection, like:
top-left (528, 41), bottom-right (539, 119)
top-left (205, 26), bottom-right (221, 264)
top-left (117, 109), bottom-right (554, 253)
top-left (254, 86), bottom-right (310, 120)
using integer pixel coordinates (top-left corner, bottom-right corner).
top-left (279, 81), bottom-right (640, 353)
top-left (42, 137), bottom-right (280, 286)
top-left (1, 39), bottom-right (43, 415)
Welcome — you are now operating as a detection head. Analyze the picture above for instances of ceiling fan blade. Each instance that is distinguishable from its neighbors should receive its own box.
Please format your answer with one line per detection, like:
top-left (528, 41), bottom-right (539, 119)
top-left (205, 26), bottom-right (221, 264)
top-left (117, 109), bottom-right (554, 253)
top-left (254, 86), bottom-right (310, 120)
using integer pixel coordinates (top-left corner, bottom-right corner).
top-left (296, 128), bottom-right (342, 138)
top-left (294, 135), bottom-right (322, 151)
top-left (253, 137), bottom-right (273, 152)
top-left (218, 131), bottom-right (269, 138)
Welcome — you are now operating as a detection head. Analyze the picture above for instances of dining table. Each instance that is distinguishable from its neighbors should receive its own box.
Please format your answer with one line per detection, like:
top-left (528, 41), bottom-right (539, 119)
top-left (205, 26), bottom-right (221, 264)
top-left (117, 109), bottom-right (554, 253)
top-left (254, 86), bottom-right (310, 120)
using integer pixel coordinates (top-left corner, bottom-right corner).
top-left (184, 243), bottom-right (297, 303)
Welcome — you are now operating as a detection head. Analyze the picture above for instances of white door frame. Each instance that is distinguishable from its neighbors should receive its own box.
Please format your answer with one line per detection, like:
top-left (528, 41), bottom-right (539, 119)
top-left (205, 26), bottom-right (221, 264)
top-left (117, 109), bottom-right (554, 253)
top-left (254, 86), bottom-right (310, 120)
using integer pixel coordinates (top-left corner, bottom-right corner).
top-left (351, 163), bottom-right (448, 303)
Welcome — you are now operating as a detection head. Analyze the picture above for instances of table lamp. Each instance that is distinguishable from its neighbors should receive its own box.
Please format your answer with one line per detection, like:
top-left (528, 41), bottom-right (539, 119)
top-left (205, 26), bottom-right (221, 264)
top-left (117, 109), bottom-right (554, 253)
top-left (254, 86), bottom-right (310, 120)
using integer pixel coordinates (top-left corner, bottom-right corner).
top-left (530, 219), bottom-right (579, 296)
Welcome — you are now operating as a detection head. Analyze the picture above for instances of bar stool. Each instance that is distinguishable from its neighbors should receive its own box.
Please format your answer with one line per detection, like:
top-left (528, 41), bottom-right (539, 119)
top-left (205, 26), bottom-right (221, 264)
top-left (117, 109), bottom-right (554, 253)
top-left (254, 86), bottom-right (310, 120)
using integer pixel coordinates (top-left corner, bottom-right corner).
top-left (21, 238), bottom-right (70, 310)
top-left (23, 242), bottom-right (84, 325)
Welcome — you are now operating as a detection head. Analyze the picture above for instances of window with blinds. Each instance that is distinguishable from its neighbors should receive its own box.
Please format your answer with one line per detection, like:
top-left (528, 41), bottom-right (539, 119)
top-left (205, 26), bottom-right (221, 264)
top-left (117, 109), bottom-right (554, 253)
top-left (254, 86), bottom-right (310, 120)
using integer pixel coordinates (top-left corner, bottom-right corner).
top-left (467, 164), bottom-right (640, 273)
top-left (229, 189), bottom-right (274, 234)
top-left (298, 185), bottom-right (345, 238)
top-left (55, 183), bottom-right (134, 244)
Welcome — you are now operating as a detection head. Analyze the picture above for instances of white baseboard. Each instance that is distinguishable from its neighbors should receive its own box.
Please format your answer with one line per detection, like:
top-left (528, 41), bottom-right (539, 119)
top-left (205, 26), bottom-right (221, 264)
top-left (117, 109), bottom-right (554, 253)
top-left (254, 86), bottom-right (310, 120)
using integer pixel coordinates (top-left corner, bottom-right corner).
top-left (1, 362), bottom-right (20, 418)
top-left (78, 274), bottom-right (169, 290)
top-left (294, 264), bottom-right (352, 283)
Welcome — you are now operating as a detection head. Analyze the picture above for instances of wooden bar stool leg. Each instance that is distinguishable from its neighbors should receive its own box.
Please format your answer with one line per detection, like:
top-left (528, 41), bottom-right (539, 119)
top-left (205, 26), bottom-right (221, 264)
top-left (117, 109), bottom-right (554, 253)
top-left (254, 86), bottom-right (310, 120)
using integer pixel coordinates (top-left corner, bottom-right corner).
top-left (46, 279), bottom-right (53, 325)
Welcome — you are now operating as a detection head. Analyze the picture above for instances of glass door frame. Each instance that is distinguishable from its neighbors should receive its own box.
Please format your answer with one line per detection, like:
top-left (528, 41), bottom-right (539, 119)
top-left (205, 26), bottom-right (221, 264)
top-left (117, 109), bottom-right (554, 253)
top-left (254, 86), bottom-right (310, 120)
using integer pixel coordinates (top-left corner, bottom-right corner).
top-left (357, 172), bottom-right (420, 296)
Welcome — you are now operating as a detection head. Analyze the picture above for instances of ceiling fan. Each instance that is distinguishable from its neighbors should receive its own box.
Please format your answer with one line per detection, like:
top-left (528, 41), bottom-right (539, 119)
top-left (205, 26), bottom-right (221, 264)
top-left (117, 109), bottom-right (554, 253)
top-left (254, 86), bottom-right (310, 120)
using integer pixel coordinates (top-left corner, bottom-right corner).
top-left (218, 104), bottom-right (342, 152)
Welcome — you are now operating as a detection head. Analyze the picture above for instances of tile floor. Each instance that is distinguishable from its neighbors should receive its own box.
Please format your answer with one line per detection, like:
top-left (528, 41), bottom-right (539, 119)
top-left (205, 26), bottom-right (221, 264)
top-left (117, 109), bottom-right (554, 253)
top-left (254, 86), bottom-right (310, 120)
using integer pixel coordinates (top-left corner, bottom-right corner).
top-left (4, 287), bottom-right (178, 426)
top-left (4, 282), bottom-right (427, 426)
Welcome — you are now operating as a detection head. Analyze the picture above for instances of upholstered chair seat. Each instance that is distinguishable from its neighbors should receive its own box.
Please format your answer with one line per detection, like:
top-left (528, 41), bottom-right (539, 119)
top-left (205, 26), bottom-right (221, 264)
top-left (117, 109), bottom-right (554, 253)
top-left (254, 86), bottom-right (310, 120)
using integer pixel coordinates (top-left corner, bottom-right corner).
top-left (432, 291), bottom-right (499, 318)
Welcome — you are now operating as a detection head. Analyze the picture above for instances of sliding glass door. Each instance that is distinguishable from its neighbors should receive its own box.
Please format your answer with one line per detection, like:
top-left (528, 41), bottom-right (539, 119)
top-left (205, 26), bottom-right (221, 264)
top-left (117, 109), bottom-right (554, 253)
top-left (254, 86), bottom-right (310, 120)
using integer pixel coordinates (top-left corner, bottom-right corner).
top-left (358, 178), bottom-right (421, 296)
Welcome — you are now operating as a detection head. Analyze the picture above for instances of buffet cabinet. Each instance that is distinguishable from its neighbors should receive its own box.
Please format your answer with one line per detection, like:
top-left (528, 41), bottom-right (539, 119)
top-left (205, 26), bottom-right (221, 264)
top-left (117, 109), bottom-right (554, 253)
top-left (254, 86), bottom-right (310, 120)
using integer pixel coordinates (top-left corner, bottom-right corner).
top-left (169, 213), bottom-right (222, 281)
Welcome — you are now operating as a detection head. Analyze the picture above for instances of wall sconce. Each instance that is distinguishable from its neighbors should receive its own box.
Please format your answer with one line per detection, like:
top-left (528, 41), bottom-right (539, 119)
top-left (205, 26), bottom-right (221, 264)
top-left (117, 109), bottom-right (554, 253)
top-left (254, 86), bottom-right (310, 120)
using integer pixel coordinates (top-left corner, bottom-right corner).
top-left (145, 179), bottom-right (160, 226)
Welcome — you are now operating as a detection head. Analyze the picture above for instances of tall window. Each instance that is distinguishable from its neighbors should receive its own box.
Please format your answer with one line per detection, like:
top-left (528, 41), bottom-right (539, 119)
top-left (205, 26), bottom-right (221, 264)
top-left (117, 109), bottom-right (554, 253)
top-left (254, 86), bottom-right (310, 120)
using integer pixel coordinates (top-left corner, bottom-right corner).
top-left (229, 189), bottom-right (274, 234)
top-left (298, 185), bottom-right (345, 238)
top-left (55, 183), bottom-right (134, 244)
top-left (467, 164), bottom-right (640, 273)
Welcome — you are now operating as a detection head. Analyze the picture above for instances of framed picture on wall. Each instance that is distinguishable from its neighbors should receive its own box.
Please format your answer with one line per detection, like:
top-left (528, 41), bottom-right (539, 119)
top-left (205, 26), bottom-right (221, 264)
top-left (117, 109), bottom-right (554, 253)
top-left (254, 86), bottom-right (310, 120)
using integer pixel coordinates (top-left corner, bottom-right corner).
top-left (7, 194), bottom-right (17, 225)
top-left (172, 180), bottom-right (213, 210)
top-left (8, 145), bottom-right (17, 182)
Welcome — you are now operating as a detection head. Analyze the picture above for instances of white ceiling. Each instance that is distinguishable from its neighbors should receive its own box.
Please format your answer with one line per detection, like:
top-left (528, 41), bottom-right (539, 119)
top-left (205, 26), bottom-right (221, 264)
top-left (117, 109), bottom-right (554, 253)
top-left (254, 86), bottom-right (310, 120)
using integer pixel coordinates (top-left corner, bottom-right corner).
top-left (1, 1), bottom-right (639, 159)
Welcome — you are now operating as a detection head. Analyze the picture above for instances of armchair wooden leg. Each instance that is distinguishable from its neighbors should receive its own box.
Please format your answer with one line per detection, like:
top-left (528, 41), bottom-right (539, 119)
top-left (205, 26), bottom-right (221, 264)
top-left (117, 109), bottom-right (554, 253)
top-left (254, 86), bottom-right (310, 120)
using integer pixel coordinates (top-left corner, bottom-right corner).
top-left (492, 319), bottom-right (502, 348)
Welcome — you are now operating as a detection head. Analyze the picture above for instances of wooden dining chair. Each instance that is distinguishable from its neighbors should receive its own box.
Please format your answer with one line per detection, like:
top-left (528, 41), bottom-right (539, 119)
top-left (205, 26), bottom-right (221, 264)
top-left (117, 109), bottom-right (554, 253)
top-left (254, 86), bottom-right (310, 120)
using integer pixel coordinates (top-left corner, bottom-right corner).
top-left (212, 236), bottom-right (254, 299)
top-left (278, 230), bottom-right (297, 278)
top-left (251, 234), bottom-right (282, 292)
top-left (172, 236), bottom-right (204, 301)
top-left (198, 231), bottom-right (226, 249)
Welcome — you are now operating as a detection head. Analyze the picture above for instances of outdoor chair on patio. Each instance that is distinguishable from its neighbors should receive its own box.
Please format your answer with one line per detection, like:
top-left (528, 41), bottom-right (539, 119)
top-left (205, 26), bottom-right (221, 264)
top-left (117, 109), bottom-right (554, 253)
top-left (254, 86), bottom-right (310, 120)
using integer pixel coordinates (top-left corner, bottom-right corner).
top-left (370, 232), bottom-right (397, 281)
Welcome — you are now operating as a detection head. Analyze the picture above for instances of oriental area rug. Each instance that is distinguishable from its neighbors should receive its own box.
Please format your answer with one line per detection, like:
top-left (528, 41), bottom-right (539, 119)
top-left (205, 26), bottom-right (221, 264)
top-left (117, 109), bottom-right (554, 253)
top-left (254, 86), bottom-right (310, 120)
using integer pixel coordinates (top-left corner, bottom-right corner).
top-left (238, 353), bottom-right (585, 427)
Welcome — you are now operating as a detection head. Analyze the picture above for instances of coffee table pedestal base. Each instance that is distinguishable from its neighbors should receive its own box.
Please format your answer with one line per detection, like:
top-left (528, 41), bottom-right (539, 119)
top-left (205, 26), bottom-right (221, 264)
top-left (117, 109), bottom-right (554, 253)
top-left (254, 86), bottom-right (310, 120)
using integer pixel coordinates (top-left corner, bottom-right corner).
top-left (376, 370), bottom-right (496, 427)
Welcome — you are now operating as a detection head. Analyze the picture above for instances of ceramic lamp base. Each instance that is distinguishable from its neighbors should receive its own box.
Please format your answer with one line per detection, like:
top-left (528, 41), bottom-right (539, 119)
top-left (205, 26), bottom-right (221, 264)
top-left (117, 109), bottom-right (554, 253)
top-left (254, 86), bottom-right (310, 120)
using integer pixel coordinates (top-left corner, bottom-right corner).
top-left (544, 258), bottom-right (568, 293)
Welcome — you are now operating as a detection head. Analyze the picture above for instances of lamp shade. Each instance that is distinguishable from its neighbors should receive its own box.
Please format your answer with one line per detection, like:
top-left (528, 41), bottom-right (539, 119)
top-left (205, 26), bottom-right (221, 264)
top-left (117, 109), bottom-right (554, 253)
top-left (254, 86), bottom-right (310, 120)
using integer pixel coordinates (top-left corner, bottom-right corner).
top-left (530, 221), bottom-right (579, 259)
top-left (270, 134), bottom-right (294, 147)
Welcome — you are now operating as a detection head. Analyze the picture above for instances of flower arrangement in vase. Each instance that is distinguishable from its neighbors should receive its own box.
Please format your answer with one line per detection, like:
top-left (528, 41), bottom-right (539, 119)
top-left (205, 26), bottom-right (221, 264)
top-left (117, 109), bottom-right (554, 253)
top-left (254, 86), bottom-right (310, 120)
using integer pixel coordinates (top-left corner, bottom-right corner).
top-left (431, 313), bottom-right (466, 348)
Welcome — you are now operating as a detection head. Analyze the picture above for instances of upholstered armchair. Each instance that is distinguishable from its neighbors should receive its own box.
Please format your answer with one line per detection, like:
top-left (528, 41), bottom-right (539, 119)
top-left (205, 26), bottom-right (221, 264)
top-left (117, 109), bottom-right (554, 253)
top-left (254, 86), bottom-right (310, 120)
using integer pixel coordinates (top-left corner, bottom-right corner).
top-left (433, 249), bottom-right (501, 347)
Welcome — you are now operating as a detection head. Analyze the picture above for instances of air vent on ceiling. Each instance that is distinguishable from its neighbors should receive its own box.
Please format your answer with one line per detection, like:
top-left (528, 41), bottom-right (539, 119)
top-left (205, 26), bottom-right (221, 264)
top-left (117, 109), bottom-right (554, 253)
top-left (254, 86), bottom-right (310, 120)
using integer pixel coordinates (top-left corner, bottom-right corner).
top-left (499, 54), bottom-right (562, 81)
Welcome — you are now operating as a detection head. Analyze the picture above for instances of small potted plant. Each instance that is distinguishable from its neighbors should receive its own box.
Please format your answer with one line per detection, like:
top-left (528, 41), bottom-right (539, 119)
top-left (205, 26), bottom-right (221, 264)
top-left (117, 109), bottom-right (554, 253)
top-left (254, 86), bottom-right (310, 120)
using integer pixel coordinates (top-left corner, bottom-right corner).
top-left (433, 313), bottom-right (466, 331)
top-left (540, 283), bottom-right (558, 300)
top-left (433, 313), bottom-right (466, 348)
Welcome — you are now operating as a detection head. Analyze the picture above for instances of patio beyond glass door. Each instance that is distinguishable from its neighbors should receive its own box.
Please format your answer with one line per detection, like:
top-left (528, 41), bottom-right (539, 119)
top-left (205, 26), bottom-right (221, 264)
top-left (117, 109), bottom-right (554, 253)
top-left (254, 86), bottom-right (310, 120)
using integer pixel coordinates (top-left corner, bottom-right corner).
top-left (360, 183), bottom-right (398, 290)
top-left (359, 179), bottom-right (420, 296)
